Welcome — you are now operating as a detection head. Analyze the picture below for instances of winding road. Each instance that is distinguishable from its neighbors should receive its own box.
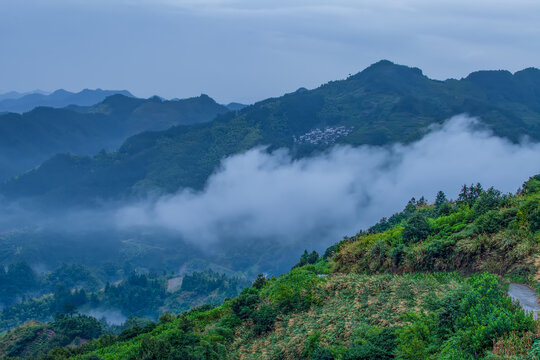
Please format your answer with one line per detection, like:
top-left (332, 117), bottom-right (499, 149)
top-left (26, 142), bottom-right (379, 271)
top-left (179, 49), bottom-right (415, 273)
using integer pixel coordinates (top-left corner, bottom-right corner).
top-left (508, 283), bottom-right (540, 320)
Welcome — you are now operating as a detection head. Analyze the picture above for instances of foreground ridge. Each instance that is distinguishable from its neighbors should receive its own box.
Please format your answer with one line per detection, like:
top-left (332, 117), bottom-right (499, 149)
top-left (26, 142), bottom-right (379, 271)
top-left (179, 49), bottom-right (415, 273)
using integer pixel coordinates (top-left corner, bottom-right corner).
top-left (3, 175), bottom-right (540, 359)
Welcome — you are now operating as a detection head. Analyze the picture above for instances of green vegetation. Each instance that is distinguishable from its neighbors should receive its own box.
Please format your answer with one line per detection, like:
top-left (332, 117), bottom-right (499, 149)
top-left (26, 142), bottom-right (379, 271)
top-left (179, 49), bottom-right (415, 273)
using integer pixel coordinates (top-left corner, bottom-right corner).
top-left (0, 265), bottom-right (249, 333)
top-left (0, 314), bottom-right (104, 359)
top-left (2, 175), bottom-right (539, 359)
top-left (333, 180), bottom-right (538, 280)
top-left (0, 94), bottom-right (228, 181)
top-left (3, 61), bottom-right (540, 205)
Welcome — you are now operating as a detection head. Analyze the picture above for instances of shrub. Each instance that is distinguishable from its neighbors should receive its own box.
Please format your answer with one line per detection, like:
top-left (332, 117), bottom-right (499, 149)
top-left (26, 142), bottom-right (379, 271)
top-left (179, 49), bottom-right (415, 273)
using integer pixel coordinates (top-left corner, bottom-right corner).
top-left (396, 273), bottom-right (535, 359)
top-left (473, 210), bottom-right (505, 234)
top-left (252, 304), bottom-right (278, 335)
top-left (527, 206), bottom-right (540, 232)
top-left (390, 244), bottom-right (406, 266)
top-left (261, 269), bottom-right (323, 314)
top-left (311, 347), bottom-right (334, 360)
top-left (231, 288), bottom-right (260, 320)
top-left (343, 327), bottom-right (396, 360)
top-left (402, 213), bottom-right (431, 243)
top-left (529, 339), bottom-right (540, 359)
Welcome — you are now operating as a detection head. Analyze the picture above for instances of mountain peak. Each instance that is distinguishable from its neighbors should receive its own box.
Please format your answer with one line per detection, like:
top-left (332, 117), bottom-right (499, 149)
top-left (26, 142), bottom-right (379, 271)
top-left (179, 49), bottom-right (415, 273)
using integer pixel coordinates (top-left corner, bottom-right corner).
top-left (513, 67), bottom-right (540, 80)
top-left (361, 60), bottom-right (423, 76)
top-left (343, 60), bottom-right (427, 93)
top-left (50, 89), bottom-right (71, 96)
top-left (465, 69), bottom-right (513, 83)
top-left (347, 60), bottom-right (425, 83)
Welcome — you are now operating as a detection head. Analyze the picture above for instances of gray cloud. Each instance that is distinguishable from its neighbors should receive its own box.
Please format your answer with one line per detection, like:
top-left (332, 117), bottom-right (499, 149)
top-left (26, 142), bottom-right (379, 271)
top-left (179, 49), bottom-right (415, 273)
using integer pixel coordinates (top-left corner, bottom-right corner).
top-left (115, 116), bottom-right (540, 249)
top-left (0, 1), bottom-right (539, 103)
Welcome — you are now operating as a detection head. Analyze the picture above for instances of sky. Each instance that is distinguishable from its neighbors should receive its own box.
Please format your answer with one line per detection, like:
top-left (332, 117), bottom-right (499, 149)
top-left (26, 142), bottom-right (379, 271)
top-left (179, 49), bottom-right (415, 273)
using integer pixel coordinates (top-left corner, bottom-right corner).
top-left (1, 0), bottom-right (540, 104)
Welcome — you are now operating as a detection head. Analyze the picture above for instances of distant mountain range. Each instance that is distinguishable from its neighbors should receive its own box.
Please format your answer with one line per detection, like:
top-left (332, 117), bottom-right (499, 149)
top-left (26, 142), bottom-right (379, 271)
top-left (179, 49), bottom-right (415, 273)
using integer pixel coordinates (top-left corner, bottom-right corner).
top-left (0, 90), bottom-right (49, 102)
top-left (0, 89), bottom-right (135, 113)
top-left (0, 94), bottom-right (228, 181)
top-left (226, 102), bottom-right (248, 111)
top-left (2, 60), bottom-right (540, 204)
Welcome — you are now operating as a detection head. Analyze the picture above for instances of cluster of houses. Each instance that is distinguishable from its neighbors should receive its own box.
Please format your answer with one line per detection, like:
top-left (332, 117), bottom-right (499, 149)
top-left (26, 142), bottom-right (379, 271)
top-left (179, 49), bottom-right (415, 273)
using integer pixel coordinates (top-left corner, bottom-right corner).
top-left (294, 126), bottom-right (353, 145)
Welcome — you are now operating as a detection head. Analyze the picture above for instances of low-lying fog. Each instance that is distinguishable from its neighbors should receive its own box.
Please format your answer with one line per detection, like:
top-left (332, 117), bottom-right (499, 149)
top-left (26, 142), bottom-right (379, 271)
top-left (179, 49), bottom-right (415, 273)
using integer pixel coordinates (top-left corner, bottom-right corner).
top-left (116, 115), bottom-right (540, 248)
top-left (3, 115), bottom-right (540, 255)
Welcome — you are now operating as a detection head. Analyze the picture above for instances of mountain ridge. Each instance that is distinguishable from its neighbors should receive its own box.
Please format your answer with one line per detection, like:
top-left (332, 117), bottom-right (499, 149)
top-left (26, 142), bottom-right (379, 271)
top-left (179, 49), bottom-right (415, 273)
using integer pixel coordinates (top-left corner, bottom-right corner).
top-left (3, 174), bottom-right (540, 359)
top-left (0, 88), bottom-right (134, 114)
top-left (3, 60), bottom-right (540, 205)
top-left (0, 94), bottom-right (229, 181)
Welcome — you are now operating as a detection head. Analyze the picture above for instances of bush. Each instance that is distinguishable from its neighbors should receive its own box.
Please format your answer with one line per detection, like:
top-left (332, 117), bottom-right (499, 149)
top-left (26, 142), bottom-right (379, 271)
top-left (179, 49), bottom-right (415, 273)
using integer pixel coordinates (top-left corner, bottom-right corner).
top-left (473, 210), bottom-right (505, 234)
top-left (527, 207), bottom-right (540, 232)
top-left (402, 213), bottom-right (431, 243)
top-left (390, 244), bottom-right (406, 266)
top-left (252, 304), bottom-right (278, 335)
top-left (311, 347), bottom-right (334, 360)
top-left (51, 313), bottom-right (104, 340)
top-left (529, 339), bottom-right (540, 359)
top-left (396, 273), bottom-right (535, 359)
top-left (262, 269), bottom-right (323, 314)
top-left (216, 314), bottom-right (242, 329)
top-left (231, 287), bottom-right (259, 320)
top-left (344, 325), bottom-right (396, 360)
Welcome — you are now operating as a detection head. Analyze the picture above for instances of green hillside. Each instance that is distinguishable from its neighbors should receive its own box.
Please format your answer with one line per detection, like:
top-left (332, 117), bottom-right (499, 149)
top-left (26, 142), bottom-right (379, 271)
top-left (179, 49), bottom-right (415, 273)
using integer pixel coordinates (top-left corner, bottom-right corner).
top-left (3, 61), bottom-right (540, 205)
top-left (3, 175), bottom-right (540, 359)
top-left (0, 94), bottom-right (228, 181)
top-left (0, 266), bottom-right (249, 334)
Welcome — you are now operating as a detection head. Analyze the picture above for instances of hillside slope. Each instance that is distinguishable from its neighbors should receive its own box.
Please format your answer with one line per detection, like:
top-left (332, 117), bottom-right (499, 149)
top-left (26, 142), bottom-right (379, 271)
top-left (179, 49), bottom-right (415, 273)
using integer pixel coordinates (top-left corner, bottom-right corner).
top-left (3, 175), bottom-right (540, 359)
top-left (0, 89), bottom-right (133, 114)
top-left (0, 94), bottom-right (228, 181)
top-left (3, 60), bottom-right (540, 205)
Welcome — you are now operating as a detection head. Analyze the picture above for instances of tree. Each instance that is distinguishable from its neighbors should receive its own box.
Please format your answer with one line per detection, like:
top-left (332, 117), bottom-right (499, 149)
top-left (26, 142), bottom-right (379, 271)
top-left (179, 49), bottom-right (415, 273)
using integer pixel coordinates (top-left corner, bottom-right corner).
top-left (252, 274), bottom-right (267, 290)
top-left (252, 305), bottom-right (278, 335)
top-left (293, 250), bottom-right (319, 268)
top-left (231, 288), bottom-right (259, 320)
top-left (435, 191), bottom-right (452, 216)
top-left (404, 197), bottom-right (417, 213)
top-left (458, 183), bottom-right (484, 207)
top-left (402, 213), bottom-right (431, 243)
top-left (435, 191), bottom-right (447, 207)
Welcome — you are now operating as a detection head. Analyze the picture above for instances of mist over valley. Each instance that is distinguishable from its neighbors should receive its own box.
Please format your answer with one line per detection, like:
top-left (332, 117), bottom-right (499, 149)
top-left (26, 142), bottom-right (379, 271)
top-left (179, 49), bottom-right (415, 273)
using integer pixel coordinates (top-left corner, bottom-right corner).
top-left (1, 1), bottom-right (540, 357)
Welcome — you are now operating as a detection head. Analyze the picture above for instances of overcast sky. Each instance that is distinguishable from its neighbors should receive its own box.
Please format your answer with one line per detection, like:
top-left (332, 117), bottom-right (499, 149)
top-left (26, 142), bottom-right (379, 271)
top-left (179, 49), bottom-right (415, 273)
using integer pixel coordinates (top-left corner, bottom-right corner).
top-left (1, 0), bottom-right (539, 103)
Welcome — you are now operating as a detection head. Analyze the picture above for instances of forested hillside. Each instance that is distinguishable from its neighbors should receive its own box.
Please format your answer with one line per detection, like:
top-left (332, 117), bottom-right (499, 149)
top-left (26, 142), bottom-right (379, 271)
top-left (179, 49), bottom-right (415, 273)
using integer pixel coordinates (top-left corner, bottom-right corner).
top-left (3, 61), bottom-right (540, 205)
top-left (2, 174), bottom-right (540, 359)
top-left (0, 94), bottom-right (228, 181)
top-left (0, 264), bottom-right (249, 334)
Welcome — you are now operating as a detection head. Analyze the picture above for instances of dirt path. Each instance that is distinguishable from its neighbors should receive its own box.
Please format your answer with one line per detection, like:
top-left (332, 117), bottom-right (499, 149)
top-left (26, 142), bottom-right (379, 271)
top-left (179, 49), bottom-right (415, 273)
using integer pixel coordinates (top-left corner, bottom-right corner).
top-left (508, 283), bottom-right (540, 320)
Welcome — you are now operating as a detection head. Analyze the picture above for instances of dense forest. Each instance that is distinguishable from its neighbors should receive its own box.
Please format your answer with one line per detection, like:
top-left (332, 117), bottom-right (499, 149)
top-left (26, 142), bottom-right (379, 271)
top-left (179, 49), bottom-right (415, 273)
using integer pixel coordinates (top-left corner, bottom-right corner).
top-left (3, 61), bottom-right (540, 205)
top-left (2, 174), bottom-right (540, 359)
top-left (0, 93), bottom-right (228, 181)
top-left (0, 261), bottom-right (249, 333)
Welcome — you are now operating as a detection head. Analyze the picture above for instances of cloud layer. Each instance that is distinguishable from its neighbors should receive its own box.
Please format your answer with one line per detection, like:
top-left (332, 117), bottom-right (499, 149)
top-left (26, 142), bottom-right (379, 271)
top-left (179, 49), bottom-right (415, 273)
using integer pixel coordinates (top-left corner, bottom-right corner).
top-left (116, 116), bottom-right (540, 250)
top-left (1, 1), bottom-right (539, 103)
